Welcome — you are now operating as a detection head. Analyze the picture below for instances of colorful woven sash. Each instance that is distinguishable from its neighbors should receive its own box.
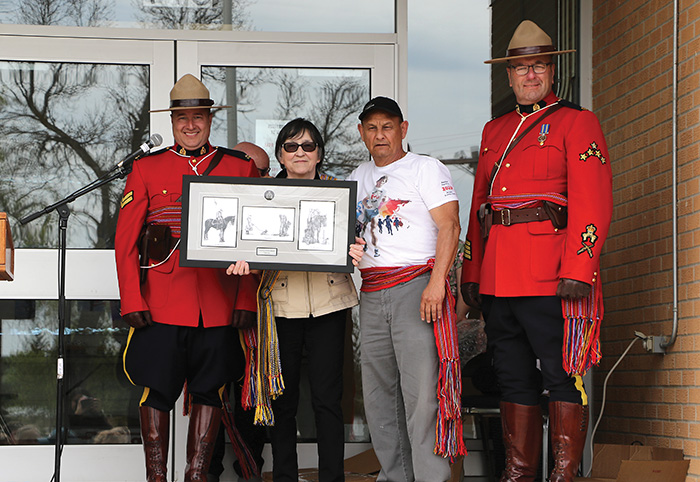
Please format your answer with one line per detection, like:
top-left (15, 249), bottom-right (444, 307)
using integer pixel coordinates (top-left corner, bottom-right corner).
top-left (240, 270), bottom-right (283, 426)
top-left (488, 192), bottom-right (568, 211)
top-left (145, 205), bottom-right (182, 236)
top-left (562, 276), bottom-right (604, 375)
top-left (360, 262), bottom-right (467, 458)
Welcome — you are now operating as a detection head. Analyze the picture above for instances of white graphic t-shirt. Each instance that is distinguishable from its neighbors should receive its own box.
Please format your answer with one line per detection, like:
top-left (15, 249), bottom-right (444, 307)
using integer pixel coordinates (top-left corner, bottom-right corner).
top-left (349, 151), bottom-right (458, 269)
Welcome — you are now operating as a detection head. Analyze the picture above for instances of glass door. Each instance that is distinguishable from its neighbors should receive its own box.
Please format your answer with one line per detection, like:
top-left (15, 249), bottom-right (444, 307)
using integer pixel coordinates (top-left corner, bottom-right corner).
top-left (0, 35), bottom-right (396, 481)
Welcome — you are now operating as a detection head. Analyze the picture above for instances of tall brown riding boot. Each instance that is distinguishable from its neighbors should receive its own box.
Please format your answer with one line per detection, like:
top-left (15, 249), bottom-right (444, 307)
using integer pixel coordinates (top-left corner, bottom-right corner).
top-left (184, 403), bottom-right (223, 482)
top-left (549, 401), bottom-right (589, 482)
top-left (139, 405), bottom-right (170, 482)
top-left (499, 401), bottom-right (543, 482)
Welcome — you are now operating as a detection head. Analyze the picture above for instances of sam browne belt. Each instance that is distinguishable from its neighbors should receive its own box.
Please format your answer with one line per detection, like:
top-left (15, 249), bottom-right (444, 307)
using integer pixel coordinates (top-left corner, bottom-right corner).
top-left (491, 202), bottom-right (567, 229)
top-left (479, 201), bottom-right (567, 240)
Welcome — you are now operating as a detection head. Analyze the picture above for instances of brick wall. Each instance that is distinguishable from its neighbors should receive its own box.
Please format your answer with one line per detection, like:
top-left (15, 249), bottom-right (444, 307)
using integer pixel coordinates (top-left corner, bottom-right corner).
top-left (593, 0), bottom-right (700, 480)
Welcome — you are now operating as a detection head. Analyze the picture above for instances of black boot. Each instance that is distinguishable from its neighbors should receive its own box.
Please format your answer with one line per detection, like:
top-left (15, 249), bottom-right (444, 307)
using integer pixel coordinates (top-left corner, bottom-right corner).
top-left (549, 401), bottom-right (588, 482)
top-left (139, 405), bottom-right (169, 482)
top-left (499, 401), bottom-right (543, 482)
top-left (184, 404), bottom-right (223, 482)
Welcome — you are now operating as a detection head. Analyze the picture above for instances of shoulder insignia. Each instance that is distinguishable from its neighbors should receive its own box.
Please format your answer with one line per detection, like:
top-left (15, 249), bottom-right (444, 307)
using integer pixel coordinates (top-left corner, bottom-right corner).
top-left (121, 190), bottom-right (134, 209)
top-left (559, 99), bottom-right (584, 111)
top-left (578, 142), bottom-right (606, 164)
top-left (218, 147), bottom-right (251, 161)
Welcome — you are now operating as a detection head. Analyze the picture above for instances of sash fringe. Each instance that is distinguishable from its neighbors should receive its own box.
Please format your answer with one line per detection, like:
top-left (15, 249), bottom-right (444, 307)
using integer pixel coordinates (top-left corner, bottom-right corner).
top-left (562, 276), bottom-right (604, 376)
top-left (220, 388), bottom-right (260, 479)
top-left (240, 270), bottom-right (283, 426)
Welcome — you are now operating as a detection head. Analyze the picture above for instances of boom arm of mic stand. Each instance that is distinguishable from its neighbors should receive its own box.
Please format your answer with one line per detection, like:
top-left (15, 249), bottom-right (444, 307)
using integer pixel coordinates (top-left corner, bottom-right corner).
top-left (20, 166), bottom-right (133, 225)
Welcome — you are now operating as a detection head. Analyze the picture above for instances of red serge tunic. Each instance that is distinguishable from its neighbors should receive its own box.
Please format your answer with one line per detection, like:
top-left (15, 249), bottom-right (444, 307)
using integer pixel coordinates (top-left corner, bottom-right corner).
top-left (115, 144), bottom-right (259, 327)
top-left (461, 93), bottom-right (613, 297)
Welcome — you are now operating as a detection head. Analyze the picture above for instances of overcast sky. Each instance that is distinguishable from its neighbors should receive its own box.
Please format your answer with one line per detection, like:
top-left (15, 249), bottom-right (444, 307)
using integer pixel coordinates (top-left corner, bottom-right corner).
top-left (405, 1), bottom-right (490, 161)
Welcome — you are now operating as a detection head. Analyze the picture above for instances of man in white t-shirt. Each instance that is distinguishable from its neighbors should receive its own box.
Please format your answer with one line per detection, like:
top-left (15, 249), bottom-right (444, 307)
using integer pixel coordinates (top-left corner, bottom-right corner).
top-left (349, 97), bottom-right (463, 482)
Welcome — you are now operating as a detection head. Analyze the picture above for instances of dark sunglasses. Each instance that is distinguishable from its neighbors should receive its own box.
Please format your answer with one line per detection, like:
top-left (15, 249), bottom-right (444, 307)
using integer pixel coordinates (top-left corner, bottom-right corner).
top-left (282, 141), bottom-right (317, 153)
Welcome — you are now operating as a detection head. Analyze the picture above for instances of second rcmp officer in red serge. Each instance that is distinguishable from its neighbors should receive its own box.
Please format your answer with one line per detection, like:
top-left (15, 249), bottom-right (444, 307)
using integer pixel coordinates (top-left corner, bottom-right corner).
top-left (460, 21), bottom-right (613, 482)
top-left (115, 74), bottom-right (259, 482)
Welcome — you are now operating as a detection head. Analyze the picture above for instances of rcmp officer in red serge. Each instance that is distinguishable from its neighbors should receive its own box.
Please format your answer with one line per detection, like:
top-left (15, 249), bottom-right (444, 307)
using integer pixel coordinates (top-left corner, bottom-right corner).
top-left (115, 74), bottom-right (259, 482)
top-left (460, 20), bottom-right (613, 482)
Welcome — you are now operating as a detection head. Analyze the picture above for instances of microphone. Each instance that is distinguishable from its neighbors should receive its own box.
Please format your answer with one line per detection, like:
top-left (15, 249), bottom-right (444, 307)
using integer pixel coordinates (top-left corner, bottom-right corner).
top-left (117, 133), bottom-right (163, 168)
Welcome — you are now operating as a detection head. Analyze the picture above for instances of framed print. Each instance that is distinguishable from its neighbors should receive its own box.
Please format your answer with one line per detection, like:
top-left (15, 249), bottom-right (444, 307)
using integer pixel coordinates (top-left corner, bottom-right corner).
top-left (201, 196), bottom-right (238, 247)
top-left (180, 175), bottom-right (357, 272)
top-left (298, 200), bottom-right (335, 251)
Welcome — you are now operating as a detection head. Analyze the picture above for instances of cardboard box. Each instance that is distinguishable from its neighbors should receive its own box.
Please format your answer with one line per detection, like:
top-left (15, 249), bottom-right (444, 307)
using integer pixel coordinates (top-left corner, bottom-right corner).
top-left (343, 448), bottom-right (382, 475)
top-left (574, 443), bottom-right (689, 482)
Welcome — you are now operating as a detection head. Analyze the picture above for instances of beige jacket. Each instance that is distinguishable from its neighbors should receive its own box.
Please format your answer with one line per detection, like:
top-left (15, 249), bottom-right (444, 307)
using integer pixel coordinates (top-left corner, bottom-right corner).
top-left (271, 270), bottom-right (359, 319)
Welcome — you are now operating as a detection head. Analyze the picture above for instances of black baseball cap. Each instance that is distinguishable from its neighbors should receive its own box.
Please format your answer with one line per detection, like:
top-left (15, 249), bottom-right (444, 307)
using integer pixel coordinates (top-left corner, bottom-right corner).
top-left (358, 96), bottom-right (404, 122)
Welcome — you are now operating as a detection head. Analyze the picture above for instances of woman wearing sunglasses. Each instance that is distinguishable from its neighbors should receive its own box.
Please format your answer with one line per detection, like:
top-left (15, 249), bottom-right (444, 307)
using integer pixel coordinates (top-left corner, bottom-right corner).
top-left (269, 118), bottom-right (359, 482)
top-left (226, 118), bottom-right (364, 481)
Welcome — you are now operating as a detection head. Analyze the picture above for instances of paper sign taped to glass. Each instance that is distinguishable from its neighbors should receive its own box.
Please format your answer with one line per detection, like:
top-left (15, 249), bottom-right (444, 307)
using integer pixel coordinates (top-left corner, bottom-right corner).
top-left (180, 176), bottom-right (357, 272)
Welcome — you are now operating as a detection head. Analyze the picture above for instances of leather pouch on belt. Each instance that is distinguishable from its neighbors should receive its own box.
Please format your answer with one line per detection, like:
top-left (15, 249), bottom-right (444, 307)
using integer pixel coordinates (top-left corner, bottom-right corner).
top-left (542, 201), bottom-right (568, 229)
top-left (137, 224), bottom-right (173, 284)
top-left (145, 224), bottom-right (173, 262)
top-left (478, 203), bottom-right (493, 240)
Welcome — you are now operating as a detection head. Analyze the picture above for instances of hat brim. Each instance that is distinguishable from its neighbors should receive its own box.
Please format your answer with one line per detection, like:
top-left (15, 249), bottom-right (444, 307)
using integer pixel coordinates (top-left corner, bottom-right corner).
top-left (149, 104), bottom-right (232, 113)
top-left (485, 49), bottom-right (576, 64)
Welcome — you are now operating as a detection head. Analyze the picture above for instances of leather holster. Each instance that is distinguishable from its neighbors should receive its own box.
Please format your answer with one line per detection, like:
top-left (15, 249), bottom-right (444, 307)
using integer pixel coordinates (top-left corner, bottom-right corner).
top-left (542, 201), bottom-right (568, 229)
top-left (478, 203), bottom-right (493, 240)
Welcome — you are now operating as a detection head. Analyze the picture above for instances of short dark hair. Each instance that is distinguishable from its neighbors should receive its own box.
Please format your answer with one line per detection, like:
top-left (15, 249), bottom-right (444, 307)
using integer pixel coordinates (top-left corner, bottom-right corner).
top-left (274, 118), bottom-right (325, 167)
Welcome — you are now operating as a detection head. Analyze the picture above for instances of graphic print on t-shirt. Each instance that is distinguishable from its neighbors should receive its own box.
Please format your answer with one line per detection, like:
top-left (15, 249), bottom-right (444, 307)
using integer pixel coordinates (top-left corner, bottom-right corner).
top-left (355, 175), bottom-right (410, 257)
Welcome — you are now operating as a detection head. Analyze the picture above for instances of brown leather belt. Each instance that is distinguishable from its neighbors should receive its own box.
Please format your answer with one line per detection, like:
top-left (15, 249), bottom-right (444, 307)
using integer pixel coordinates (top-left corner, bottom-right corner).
top-left (491, 206), bottom-right (548, 226)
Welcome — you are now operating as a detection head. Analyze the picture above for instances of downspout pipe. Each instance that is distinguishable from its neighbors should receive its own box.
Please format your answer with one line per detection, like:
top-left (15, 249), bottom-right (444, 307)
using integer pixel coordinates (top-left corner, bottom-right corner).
top-left (660, 0), bottom-right (679, 349)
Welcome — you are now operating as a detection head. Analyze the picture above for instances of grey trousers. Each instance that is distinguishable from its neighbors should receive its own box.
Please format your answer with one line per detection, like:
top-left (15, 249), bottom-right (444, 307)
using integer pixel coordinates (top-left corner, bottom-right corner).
top-left (360, 274), bottom-right (451, 482)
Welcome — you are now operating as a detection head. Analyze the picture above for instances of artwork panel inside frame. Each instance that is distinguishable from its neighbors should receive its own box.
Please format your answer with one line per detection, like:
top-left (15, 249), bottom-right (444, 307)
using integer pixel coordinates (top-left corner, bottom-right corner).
top-left (201, 195), bottom-right (238, 247)
top-left (298, 200), bottom-right (336, 252)
top-left (241, 206), bottom-right (296, 242)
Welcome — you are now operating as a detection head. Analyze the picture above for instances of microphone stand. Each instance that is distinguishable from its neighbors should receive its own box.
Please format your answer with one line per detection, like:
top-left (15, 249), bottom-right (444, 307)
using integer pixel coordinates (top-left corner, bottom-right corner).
top-left (19, 160), bottom-right (137, 482)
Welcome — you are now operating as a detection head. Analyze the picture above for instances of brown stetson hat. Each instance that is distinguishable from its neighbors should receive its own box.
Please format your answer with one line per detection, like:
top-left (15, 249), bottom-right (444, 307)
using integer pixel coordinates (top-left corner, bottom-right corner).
top-left (150, 74), bottom-right (231, 112)
top-left (485, 20), bottom-right (575, 64)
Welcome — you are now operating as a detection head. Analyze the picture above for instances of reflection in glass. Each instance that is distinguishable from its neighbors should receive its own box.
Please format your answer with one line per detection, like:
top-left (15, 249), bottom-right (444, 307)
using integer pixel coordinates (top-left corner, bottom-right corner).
top-left (202, 66), bottom-right (370, 179)
top-left (0, 0), bottom-right (393, 33)
top-left (0, 62), bottom-right (150, 249)
top-left (0, 299), bottom-right (139, 445)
